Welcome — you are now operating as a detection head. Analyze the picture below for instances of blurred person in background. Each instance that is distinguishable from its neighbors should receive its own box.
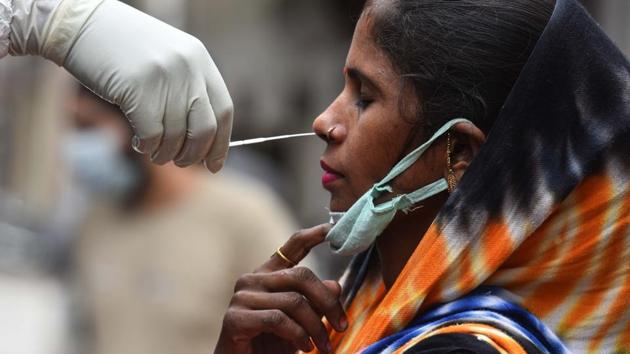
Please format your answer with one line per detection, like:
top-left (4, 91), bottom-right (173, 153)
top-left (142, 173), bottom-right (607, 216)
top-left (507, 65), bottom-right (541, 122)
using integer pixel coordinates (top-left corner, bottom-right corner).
top-left (65, 86), bottom-right (295, 354)
top-left (3, 0), bottom-right (233, 170)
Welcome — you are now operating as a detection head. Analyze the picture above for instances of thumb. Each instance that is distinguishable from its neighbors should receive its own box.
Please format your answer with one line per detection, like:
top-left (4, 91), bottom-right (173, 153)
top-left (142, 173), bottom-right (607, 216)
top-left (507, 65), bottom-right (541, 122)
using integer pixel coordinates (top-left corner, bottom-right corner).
top-left (322, 280), bottom-right (348, 332)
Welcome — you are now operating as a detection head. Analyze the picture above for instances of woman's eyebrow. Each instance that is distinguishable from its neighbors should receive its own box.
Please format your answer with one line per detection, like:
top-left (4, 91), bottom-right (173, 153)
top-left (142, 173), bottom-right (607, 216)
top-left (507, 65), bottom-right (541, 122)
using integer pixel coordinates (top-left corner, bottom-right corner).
top-left (345, 67), bottom-right (382, 94)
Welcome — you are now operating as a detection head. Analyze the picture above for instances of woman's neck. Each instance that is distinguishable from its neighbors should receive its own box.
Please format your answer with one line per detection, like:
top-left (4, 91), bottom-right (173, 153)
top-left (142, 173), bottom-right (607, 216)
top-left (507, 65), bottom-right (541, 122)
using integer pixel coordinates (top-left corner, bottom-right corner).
top-left (375, 193), bottom-right (448, 290)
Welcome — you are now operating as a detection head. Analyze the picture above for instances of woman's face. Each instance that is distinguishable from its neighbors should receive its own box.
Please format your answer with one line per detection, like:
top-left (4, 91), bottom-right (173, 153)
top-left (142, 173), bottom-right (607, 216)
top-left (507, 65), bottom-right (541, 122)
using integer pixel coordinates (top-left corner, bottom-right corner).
top-left (313, 9), bottom-right (447, 212)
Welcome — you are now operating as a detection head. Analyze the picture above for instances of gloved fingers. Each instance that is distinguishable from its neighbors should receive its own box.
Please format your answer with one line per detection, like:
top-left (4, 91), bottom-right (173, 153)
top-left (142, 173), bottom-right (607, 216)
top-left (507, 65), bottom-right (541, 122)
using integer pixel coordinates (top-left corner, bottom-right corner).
top-left (150, 94), bottom-right (187, 165)
top-left (203, 81), bottom-right (234, 173)
top-left (125, 105), bottom-right (164, 157)
top-left (131, 134), bottom-right (162, 157)
top-left (174, 96), bottom-right (217, 167)
top-left (203, 108), bottom-right (232, 173)
top-left (202, 51), bottom-right (233, 117)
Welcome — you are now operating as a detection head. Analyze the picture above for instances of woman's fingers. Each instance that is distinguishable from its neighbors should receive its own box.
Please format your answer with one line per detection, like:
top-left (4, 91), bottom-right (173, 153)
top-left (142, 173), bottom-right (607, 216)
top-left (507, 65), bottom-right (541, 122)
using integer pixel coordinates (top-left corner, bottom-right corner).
top-left (262, 224), bottom-right (331, 272)
top-left (260, 267), bottom-right (347, 333)
top-left (220, 224), bottom-right (342, 353)
top-left (233, 268), bottom-right (347, 333)
top-left (222, 308), bottom-right (314, 353)
top-left (322, 280), bottom-right (342, 298)
top-left (233, 291), bottom-right (333, 352)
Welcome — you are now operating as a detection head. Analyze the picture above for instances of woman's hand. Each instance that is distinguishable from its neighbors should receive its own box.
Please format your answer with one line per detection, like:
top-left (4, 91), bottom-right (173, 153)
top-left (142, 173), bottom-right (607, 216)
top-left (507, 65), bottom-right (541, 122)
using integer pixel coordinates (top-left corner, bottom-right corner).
top-left (214, 224), bottom-right (348, 354)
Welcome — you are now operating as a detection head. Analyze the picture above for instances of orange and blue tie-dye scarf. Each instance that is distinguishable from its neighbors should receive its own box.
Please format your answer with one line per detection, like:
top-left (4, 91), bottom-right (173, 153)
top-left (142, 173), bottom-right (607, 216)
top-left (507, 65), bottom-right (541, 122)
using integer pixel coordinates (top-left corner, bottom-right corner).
top-left (309, 0), bottom-right (630, 352)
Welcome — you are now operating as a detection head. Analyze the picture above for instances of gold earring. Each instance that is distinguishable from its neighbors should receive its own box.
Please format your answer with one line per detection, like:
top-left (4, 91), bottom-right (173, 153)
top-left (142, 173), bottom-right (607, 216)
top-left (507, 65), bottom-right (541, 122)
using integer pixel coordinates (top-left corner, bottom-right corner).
top-left (446, 133), bottom-right (457, 193)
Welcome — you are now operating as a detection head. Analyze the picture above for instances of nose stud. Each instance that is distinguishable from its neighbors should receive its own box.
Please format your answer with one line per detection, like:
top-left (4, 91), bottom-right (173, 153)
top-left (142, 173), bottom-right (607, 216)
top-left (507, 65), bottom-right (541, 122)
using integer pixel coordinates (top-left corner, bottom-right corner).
top-left (326, 126), bottom-right (337, 141)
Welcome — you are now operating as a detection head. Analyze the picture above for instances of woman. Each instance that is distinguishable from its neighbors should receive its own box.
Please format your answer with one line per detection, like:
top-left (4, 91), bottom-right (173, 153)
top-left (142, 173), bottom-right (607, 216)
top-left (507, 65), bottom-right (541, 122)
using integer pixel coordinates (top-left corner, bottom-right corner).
top-left (215, 0), bottom-right (630, 352)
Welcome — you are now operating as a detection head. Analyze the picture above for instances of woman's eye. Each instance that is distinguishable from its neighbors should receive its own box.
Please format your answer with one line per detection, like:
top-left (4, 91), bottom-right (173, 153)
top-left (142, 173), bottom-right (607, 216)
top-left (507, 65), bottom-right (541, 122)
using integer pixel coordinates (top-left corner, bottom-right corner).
top-left (356, 97), bottom-right (374, 110)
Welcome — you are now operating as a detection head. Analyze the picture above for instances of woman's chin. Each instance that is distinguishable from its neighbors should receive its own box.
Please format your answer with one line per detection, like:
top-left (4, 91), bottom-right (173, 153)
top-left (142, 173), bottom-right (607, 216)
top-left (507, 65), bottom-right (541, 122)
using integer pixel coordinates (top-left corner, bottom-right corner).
top-left (329, 196), bottom-right (355, 213)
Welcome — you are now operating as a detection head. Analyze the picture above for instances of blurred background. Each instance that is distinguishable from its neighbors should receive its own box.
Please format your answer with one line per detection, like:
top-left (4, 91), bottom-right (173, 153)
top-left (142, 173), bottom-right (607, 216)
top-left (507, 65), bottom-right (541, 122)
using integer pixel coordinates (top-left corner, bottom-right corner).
top-left (0, 0), bottom-right (627, 353)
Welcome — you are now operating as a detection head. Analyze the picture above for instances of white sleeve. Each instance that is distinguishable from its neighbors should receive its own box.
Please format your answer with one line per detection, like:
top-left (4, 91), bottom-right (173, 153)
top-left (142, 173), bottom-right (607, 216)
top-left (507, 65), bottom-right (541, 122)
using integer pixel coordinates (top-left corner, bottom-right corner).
top-left (0, 0), bottom-right (11, 58)
top-left (8, 0), bottom-right (60, 57)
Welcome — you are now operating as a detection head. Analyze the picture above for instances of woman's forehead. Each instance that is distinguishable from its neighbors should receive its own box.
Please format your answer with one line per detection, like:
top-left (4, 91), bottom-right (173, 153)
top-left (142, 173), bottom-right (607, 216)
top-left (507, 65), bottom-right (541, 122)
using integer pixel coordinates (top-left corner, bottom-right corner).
top-left (346, 11), bottom-right (396, 84)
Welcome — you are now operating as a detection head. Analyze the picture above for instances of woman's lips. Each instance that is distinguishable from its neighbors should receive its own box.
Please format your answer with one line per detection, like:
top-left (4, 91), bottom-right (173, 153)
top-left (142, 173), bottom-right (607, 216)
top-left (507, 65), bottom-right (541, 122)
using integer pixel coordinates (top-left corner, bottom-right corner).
top-left (322, 171), bottom-right (342, 185)
top-left (320, 160), bottom-right (344, 187)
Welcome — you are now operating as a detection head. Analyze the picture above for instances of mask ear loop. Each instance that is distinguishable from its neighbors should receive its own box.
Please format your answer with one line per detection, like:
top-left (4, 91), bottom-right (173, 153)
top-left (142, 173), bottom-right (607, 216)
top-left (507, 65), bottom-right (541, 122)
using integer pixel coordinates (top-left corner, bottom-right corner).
top-left (446, 132), bottom-right (457, 193)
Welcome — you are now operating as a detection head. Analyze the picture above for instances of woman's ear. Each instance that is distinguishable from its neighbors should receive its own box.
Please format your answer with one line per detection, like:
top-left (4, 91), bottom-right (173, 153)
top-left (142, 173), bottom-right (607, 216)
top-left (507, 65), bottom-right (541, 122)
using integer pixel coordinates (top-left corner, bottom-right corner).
top-left (445, 122), bottom-right (486, 189)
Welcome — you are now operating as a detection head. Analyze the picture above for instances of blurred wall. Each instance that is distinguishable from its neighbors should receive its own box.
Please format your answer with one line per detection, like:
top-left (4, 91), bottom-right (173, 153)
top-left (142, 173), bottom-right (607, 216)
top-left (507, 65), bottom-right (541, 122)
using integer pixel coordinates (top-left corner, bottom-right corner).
top-left (0, 58), bottom-right (73, 219)
top-left (582, 0), bottom-right (630, 54)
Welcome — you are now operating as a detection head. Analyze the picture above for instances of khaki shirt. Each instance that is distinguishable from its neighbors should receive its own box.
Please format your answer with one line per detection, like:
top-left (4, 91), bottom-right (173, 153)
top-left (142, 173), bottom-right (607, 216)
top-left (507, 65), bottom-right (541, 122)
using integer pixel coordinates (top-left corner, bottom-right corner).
top-left (75, 173), bottom-right (296, 354)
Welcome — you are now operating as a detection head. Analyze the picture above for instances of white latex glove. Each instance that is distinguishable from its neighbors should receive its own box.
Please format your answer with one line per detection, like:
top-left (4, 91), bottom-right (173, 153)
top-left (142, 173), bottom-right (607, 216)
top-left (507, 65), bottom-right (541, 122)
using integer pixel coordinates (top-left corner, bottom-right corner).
top-left (10, 0), bottom-right (233, 172)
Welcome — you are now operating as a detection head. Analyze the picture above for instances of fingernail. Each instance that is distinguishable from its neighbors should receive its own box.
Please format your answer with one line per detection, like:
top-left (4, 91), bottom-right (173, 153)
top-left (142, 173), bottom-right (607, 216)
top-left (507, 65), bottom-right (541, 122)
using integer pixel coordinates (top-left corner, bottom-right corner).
top-left (174, 160), bottom-right (189, 168)
top-left (208, 157), bottom-right (225, 173)
top-left (340, 317), bottom-right (348, 331)
top-left (150, 150), bottom-right (172, 165)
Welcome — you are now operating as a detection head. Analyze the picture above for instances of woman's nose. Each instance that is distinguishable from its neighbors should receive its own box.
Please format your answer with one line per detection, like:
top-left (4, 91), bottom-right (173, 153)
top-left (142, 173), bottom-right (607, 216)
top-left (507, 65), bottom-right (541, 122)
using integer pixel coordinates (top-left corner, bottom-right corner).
top-left (313, 105), bottom-right (346, 144)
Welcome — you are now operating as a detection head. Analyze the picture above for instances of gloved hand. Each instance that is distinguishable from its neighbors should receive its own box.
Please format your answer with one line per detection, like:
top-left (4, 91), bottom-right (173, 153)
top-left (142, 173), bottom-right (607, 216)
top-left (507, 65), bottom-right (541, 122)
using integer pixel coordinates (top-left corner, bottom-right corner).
top-left (10, 0), bottom-right (233, 172)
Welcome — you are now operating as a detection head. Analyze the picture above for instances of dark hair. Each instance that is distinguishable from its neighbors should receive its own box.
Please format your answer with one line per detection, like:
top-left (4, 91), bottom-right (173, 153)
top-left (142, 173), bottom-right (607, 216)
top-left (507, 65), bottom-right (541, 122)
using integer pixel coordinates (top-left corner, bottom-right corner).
top-left (365, 0), bottom-right (554, 136)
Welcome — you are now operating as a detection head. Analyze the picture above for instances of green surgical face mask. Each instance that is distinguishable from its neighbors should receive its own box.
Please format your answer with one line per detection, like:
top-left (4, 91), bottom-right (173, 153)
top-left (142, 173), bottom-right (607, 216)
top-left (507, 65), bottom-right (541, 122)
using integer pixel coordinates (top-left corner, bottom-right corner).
top-left (326, 118), bottom-right (472, 256)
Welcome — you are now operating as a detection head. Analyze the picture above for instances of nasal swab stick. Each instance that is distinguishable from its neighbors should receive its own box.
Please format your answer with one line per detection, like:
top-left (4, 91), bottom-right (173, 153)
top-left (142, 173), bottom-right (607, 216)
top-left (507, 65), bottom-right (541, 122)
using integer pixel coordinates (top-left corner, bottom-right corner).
top-left (229, 132), bottom-right (316, 147)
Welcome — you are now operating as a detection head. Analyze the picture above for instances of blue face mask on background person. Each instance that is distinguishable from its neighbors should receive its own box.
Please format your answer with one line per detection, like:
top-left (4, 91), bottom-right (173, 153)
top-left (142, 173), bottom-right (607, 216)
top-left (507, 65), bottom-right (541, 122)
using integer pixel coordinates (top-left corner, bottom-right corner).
top-left (64, 128), bottom-right (142, 202)
top-left (326, 118), bottom-right (472, 256)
